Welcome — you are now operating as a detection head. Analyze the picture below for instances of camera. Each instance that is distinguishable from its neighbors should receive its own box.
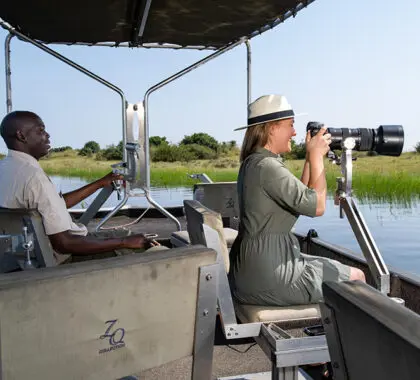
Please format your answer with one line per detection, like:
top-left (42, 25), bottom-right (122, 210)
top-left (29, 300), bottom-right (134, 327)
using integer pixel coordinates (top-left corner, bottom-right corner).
top-left (306, 122), bottom-right (404, 156)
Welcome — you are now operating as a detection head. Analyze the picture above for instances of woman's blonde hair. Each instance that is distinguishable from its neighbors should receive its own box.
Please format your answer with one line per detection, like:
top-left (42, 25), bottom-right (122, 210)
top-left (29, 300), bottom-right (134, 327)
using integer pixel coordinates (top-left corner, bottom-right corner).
top-left (240, 121), bottom-right (274, 162)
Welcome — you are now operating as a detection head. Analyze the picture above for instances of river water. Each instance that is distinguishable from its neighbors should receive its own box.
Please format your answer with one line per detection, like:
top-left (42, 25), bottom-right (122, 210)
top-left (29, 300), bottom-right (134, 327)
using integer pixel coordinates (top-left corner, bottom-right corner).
top-left (52, 176), bottom-right (420, 278)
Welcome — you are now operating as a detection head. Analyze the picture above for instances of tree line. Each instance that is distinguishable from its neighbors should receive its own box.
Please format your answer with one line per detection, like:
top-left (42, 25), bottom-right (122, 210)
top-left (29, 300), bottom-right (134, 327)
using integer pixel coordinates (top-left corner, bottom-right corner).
top-left (51, 133), bottom-right (241, 162)
top-left (43, 133), bottom-right (420, 162)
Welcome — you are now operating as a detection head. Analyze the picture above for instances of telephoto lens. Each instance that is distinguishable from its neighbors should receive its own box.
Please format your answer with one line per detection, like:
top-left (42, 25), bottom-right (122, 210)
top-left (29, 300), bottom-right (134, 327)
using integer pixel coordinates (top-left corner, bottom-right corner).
top-left (306, 122), bottom-right (404, 156)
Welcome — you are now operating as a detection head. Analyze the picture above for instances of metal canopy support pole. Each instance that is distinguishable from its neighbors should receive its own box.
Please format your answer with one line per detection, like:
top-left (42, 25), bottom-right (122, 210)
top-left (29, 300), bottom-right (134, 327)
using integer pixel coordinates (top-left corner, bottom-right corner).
top-left (0, 18), bottom-right (131, 226)
top-left (0, 18), bottom-right (128, 163)
top-left (336, 140), bottom-right (390, 294)
top-left (143, 37), bottom-right (245, 188)
top-left (245, 40), bottom-right (252, 105)
top-left (192, 263), bottom-right (218, 380)
top-left (140, 38), bottom-right (246, 230)
top-left (5, 33), bottom-right (13, 113)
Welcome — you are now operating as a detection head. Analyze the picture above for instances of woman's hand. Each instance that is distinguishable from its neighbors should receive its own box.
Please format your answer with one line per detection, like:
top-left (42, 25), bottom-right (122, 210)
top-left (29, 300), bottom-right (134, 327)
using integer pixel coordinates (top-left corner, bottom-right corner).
top-left (306, 127), bottom-right (332, 158)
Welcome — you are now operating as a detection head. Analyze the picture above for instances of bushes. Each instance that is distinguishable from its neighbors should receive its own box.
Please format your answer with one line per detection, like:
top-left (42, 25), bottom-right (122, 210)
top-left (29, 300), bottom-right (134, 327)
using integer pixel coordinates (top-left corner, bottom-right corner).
top-left (96, 141), bottom-right (123, 161)
top-left (149, 136), bottom-right (168, 147)
top-left (75, 133), bottom-right (237, 162)
top-left (151, 145), bottom-right (180, 162)
top-left (151, 144), bottom-right (217, 162)
top-left (415, 142), bottom-right (420, 153)
top-left (180, 133), bottom-right (219, 151)
top-left (79, 141), bottom-right (101, 157)
top-left (0, 153), bottom-right (4, 160)
top-left (283, 140), bottom-right (307, 160)
top-left (50, 146), bottom-right (72, 153)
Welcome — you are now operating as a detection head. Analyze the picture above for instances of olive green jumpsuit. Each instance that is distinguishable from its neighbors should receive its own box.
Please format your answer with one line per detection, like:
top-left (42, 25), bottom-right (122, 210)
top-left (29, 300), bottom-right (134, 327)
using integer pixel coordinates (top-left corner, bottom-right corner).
top-left (229, 148), bottom-right (351, 306)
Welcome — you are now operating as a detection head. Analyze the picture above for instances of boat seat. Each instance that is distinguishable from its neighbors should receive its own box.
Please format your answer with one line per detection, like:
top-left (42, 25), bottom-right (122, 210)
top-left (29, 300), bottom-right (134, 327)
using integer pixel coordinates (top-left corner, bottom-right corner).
top-left (321, 280), bottom-right (420, 379)
top-left (183, 199), bottom-right (321, 325)
top-left (0, 207), bottom-right (59, 271)
top-left (171, 182), bottom-right (240, 248)
top-left (0, 245), bottom-right (218, 380)
top-left (183, 200), bottom-right (230, 272)
top-left (193, 181), bottom-right (239, 220)
top-left (171, 227), bottom-right (237, 248)
top-left (234, 303), bottom-right (320, 324)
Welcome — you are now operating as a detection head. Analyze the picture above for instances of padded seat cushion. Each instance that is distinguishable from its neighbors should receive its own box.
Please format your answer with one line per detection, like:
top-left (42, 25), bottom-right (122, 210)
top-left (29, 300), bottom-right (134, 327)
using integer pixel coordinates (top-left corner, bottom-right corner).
top-left (171, 228), bottom-right (237, 247)
top-left (235, 302), bottom-right (321, 323)
top-left (171, 230), bottom-right (192, 246)
top-left (222, 228), bottom-right (238, 246)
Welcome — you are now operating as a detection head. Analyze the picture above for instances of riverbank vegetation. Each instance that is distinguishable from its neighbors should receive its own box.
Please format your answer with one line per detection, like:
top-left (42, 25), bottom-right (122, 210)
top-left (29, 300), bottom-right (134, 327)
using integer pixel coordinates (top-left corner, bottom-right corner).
top-left (2, 133), bottom-right (420, 203)
top-left (37, 149), bottom-right (420, 203)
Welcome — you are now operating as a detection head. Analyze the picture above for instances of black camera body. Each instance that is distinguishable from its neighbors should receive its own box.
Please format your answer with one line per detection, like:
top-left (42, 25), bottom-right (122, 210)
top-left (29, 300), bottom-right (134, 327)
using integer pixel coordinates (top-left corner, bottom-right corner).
top-left (306, 122), bottom-right (404, 157)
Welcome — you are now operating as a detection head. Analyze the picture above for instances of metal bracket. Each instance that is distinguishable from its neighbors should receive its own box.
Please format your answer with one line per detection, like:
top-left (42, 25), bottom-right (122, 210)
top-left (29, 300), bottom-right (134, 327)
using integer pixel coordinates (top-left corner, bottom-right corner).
top-left (188, 173), bottom-right (213, 184)
top-left (192, 263), bottom-right (218, 380)
top-left (335, 139), bottom-right (390, 294)
top-left (0, 224), bottom-right (36, 270)
top-left (78, 185), bottom-right (114, 226)
top-left (319, 303), bottom-right (347, 380)
top-left (202, 224), bottom-right (262, 339)
top-left (256, 323), bottom-right (329, 380)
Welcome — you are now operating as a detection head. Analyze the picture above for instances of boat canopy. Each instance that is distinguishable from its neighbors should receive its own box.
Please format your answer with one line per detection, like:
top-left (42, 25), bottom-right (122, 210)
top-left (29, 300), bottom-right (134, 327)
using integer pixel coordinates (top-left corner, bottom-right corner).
top-left (0, 0), bottom-right (313, 49)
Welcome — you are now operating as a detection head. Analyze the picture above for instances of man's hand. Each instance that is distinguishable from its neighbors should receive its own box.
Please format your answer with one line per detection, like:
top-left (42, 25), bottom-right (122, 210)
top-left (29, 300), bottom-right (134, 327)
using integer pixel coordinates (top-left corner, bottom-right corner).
top-left (98, 172), bottom-right (124, 188)
top-left (49, 231), bottom-right (161, 255)
top-left (122, 234), bottom-right (160, 249)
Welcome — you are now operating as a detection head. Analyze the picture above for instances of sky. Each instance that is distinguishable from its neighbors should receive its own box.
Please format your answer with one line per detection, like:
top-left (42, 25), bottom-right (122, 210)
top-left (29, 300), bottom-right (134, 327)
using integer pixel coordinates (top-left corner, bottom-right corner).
top-left (0, 0), bottom-right (419, 154)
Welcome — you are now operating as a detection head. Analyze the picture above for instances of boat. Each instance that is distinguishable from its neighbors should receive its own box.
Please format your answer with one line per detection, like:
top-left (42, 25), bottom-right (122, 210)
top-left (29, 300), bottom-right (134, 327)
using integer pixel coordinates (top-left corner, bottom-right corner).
top-left (0, 1), bottom-right (419, 379)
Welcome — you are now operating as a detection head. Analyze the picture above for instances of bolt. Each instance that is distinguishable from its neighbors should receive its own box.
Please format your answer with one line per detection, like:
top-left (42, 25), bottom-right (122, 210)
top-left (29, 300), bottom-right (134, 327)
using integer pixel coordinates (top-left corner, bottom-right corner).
top-left (324, 318), bottom-right (330, 324)
top-left (230, 327), bottom-right (234, 331)
top-left (206, 274), bottom-right (212, 281)
top-left (133, 104), bottom-right (138, 111)
top-left (203, 309), bottom-right (209, 316)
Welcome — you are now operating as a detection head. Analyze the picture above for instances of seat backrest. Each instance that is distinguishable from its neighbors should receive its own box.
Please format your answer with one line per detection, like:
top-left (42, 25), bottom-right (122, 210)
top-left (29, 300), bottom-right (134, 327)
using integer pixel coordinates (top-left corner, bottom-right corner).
top-left (183, 199), bottom-right (230, 273)
top-left (321, 281), bottom-right (420, 380)
top-left (0, 208), bottom-right (56, 271)
top-left (0, 246), bottom-right (217, 380)
top-left (193, 182), bottom-right (239, 222)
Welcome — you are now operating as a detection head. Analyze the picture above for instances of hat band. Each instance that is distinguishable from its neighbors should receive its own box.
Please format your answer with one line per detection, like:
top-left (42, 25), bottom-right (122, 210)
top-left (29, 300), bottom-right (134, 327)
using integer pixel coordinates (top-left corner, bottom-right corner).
top-left (248, 110), bottom-right (294, 125)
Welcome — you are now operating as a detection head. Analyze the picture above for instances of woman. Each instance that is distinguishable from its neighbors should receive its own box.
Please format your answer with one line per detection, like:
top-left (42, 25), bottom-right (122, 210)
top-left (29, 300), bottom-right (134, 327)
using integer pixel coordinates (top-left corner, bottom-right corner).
top-left (229, 94), bottom-right (365, 306)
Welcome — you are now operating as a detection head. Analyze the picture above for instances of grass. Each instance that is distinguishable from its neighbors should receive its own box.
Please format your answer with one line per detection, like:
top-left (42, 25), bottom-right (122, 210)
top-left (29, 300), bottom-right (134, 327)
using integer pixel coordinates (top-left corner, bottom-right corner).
top-left (34, 150), bottom-right (420, 204)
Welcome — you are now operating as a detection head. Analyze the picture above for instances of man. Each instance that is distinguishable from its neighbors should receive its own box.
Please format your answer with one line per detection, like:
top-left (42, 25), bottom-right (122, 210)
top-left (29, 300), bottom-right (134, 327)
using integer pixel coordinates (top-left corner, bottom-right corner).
top-left (0, 110), bottom-right (157, 258)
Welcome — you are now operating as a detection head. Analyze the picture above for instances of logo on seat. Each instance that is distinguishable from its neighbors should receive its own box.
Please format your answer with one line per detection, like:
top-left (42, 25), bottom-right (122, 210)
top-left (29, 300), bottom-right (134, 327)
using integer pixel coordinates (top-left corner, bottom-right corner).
top-left (99, 319), bottom-right (126, 354)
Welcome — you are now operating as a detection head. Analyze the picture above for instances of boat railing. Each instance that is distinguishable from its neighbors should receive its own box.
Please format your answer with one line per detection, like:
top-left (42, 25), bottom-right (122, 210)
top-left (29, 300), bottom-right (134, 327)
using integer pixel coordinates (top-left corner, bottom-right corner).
top-left (321, 280), bottom-right (420, 380)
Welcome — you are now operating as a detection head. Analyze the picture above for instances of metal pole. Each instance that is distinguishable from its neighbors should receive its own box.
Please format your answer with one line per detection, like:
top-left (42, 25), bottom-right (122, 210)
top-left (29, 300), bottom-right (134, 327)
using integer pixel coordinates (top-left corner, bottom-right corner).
top-left (0, 18), bottom-right (128, 162)
top-left (143, 37), bottom-right (246, 188)
top-left (336, 141), bottom-right (390, 293)
top-left (95, 192), bottom-right (130, 232)
top-left (245, 40), bottom-right (252, 105)
top-left (145, 190), bottom-right (181, 231)
top-left (5, 33), bottom-right (13, 113)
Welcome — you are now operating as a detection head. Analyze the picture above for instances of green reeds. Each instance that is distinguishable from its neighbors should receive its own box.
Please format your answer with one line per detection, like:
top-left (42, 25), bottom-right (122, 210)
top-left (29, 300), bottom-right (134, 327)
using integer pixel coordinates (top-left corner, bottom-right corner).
top-left (38, 151), bottom-right (420, 203)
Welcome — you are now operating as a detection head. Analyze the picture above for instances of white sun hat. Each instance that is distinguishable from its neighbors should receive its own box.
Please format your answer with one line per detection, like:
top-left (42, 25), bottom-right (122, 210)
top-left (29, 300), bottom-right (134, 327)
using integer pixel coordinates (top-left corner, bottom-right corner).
top-left (234, 94), bottom-right (304, 131)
